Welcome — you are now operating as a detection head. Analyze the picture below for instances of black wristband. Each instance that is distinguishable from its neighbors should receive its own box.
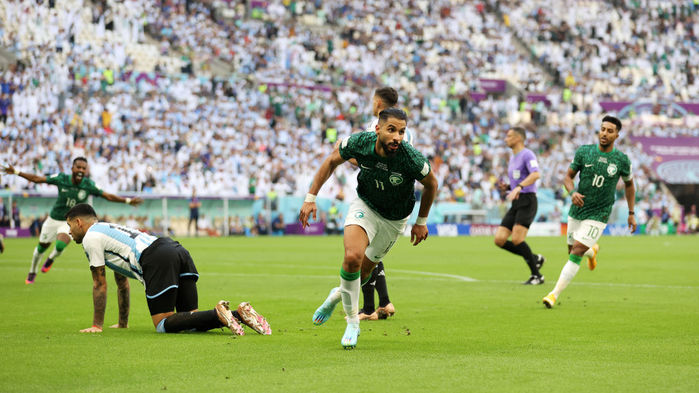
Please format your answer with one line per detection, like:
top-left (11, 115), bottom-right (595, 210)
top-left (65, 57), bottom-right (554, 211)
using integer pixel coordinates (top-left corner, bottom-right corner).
top-left (629, 211), bottom-right (635, 215)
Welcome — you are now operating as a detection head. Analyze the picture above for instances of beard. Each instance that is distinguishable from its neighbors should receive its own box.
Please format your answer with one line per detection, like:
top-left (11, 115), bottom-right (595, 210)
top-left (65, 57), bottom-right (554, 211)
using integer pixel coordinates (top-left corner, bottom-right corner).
top-left (381, 140), bottom-right (400, 156)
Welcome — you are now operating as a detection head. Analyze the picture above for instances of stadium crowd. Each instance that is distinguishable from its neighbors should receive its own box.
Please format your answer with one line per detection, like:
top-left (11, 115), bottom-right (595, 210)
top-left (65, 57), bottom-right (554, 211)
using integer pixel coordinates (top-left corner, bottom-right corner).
top-left (0, 0), bottom-right (694, 228)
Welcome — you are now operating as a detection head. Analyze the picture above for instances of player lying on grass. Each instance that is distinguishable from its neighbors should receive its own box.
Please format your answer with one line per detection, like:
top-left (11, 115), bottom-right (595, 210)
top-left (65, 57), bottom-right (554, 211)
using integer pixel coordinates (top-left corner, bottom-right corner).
top-left (66, 203), bottom-right (271, 335)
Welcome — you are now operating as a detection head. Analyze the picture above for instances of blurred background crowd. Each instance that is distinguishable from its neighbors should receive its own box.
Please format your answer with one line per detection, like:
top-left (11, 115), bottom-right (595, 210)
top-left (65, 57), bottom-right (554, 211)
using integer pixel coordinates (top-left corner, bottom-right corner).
top-left (0, 0), bottom-right (697, 235)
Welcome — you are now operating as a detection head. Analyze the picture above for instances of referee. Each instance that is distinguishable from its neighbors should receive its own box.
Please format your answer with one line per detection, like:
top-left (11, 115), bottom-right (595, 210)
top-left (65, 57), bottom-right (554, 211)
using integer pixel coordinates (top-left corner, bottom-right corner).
top-left (494, 127), bottom-right (545, 285)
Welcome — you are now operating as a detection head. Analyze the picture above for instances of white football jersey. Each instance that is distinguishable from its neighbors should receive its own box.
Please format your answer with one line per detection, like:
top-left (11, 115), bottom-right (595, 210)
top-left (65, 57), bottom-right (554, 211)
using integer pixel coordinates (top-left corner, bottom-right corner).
top-left (81, 222), bottom-right (157, 284)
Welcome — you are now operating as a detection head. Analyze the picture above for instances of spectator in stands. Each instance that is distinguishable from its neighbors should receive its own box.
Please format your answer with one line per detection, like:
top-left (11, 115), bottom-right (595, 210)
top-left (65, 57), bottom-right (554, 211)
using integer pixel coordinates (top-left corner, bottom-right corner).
top-left (229, 216), bottom-right (244, 236)
top-left (256, 213), bottom-right (269, 236)
top-left (271, 213), bottom-right (285, 236)
top-left (0, 198), bottom-right (8, 227)
top-left (11, 200), bottom-right (19, 227)
top-left (684, 205), bottom-right (697, 234)
top-left (30, 215), bottom-right (46, 237)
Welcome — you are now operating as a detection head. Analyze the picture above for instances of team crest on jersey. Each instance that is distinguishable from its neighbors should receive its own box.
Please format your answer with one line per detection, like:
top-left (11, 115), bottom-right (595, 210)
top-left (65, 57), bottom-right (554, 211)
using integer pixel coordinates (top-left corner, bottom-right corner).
top-left (355, 211), bottom-right (365, 219)
top-left (513, 170), bottom-right (521, 179)
top-left (389, 173), bottom-right (404, 186)
top-left (77, 190), bottom-right (87, 200)
top-left (607, 163), bottom-right (617, 176)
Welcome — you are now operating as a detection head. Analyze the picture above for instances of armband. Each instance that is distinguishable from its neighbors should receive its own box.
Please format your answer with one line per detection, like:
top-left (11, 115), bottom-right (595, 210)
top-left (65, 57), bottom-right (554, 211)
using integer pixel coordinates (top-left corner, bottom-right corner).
top-left (125, 198), bottom-right (132, 205)
top-left (304, 193), bottom-right (317, 203)
top-left (415, 216), bottom-right (428, 225)
top-left (13, 168), bottom-right (20, 175)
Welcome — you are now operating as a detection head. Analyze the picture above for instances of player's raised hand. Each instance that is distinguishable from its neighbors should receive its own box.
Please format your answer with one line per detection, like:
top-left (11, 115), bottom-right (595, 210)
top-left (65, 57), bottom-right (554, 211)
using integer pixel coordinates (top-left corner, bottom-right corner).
top-left (2, 163), bottom-right (16, 175)
top-left (80, 325), bottom-right (103, 333)
top-left (299, 202), bottom-right (317, 228)
top-left (628, 214), bottom-right (637, 233)
top-left (410, 224), bottom-right (428, 246)
top-left (571, 192), bottom-right (585, 207)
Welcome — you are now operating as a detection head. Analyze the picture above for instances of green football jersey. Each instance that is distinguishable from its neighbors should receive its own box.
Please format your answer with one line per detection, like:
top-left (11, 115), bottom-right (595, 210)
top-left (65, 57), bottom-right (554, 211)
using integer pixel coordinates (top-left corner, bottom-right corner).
top-left (568, 144), bottom-right (632, 223)
top-left (339, 132), bottom-right (431, 220)
top-left (45, 173), bottom-right (104, 220)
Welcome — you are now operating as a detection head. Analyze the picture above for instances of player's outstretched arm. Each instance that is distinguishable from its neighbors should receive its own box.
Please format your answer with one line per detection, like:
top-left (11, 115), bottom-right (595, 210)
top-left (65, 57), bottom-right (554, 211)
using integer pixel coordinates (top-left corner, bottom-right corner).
top-left (564, 168), bottom-right (584, 207)
top-left (101, 191), bottom-right (143, 206)
top-left (411, 170), bottom-right (438, 246)
top-left (299, 147), bottom-right (346, 228)
top-left (624, 179), bottom-right (637, 233)
top-left (80, 266), bottom-right (108, 333)
top-left (111, 272), bottom-right (130, 329)
top-left (2, 164), bottom-right (47, 184)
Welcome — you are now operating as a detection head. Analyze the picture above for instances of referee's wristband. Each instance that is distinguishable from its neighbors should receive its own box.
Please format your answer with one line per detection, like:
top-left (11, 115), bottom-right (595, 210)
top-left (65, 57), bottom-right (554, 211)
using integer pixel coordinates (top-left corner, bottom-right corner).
top-left (628, 211), bottom-right (635, 215)
top-left (415, 216), bottom-right (428, 225)
top-left (125, 198), bottom-right (132, 205)
top-left (304, 193), bottom-right (317, 203)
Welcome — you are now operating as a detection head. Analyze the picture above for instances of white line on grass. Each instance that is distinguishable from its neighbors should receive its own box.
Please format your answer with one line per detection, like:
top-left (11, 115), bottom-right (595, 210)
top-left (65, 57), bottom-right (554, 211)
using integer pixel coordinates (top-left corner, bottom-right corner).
top-left (6, 266), bottom-right (697, 289)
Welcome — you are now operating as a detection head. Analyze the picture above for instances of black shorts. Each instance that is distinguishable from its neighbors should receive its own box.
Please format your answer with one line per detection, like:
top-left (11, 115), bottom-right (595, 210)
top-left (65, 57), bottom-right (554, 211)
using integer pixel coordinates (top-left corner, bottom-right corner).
top-left (140, 238), bottom-right (199, 314)
top-left (500, 193), bottom-right (538, 229)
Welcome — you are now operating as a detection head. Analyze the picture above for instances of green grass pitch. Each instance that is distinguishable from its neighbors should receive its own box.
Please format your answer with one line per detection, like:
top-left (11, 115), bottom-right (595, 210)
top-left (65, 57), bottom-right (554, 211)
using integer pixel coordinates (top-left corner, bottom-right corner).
top-left (1, 235), bottom-right (697, 392)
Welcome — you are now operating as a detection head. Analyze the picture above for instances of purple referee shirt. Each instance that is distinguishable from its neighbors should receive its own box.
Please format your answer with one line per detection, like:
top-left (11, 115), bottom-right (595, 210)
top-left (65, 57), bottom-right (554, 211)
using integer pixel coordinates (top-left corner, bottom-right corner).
top-left (508, 148), bottom-right (539, 193)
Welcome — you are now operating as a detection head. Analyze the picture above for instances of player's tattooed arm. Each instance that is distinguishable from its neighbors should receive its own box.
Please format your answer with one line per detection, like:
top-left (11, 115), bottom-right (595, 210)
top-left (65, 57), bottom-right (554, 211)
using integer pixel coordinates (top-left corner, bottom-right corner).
top-left (112, 272), bottom-right (130, 328)
top-left (86, 266), bottom-right (107, 332)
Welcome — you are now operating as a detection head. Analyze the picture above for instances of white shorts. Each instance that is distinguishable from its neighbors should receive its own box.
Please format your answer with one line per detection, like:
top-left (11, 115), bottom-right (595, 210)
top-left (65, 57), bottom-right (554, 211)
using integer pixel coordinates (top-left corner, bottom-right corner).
top-left (39, 216), bottom-right (72, 244)
top-left (344, 198), bottom-right (408, 263)
top-left (567, 217), bottom-right (606, 248)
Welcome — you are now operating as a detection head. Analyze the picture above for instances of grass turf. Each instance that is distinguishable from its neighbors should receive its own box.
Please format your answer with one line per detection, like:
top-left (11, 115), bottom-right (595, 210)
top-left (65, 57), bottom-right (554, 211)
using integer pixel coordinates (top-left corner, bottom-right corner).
top-left (1, 235), bottom-right (697, 392)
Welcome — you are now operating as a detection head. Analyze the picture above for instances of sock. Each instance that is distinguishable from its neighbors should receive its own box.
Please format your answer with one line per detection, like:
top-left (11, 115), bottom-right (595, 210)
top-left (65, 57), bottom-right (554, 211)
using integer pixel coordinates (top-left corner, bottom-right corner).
top-left (162, 309), bottom-right (222, 332)
top-left (504, 241), bottom-right (539, 276)
top-left (374, 262), bottom-right (391, 307)
top-left (361, 268), bottom-right (378, 314)
top-left (30, 245), bottom-right (48, 274)
top-left (48, 240), bottom-right (68, 260)
top-left (550, 255), bottom-right (582, 297)
top-left (583, 246), bottom-right (595, 258)
top-left (339, 268), bottom-right (360, 323)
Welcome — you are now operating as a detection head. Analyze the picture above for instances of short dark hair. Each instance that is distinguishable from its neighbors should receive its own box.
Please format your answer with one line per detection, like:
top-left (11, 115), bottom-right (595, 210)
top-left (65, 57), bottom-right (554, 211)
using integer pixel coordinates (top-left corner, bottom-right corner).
top-left (602, 115), bottom-right (622, 131)
top-left (73, 157), bottom-right (88, 166)
top-left (510, 127), bottom-right (526, 139)
top-left (66, 203), bottom-right (97, 221)
top-left (375, 87), bottom-right (398, 107)
top-left (378, 108), bottom-right (408, 123)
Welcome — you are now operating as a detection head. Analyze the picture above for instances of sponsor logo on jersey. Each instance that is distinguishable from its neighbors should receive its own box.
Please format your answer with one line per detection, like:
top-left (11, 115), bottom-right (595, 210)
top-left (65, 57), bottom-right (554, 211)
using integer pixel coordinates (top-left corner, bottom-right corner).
top-left (607, 163), bottom-right (617, 176)
top-left (360, 164), bottom-right (372, 170)
top-left (77, 190), bottom-right (87, 200)
top-left (354, 211), bottom-right (365, 219)
top-left (389, 173), bottom-right (404, 186)
top-left (376, 162), bottom-right (388, 171)
top-left (585, 164), bottom-right (593, 167)
top-left (513, 169), bottom-right (521, 179)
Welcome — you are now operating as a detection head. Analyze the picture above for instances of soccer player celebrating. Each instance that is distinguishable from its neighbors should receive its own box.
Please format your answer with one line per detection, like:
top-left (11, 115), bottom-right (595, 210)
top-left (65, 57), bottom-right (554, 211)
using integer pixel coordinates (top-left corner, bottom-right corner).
top-left (301, 108), bottom-right (438, 349)
top-left (352, 87), bottom-right (413, 320)
top-left (2, 158), bottom-right (143, 284)
top-left (494, 127), bottom-right (545, 285)
top-left (543, 115), bottom-right (636, 308)
top-left (66, 203), bottom-right (271, 335)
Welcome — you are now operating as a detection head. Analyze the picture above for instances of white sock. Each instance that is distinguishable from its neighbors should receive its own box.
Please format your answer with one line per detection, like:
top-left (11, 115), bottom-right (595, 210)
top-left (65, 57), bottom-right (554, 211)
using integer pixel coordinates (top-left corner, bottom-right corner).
top-left (551, 261), bottom-right (580, 297)
top-left (583, 247), bottom-right (595, 258)
top-left (48, 248), bottom-right (63, 260)
top-left (340, 277), bottom-right (360, 323)
top-left (30, 247), bottom-right (44, 274)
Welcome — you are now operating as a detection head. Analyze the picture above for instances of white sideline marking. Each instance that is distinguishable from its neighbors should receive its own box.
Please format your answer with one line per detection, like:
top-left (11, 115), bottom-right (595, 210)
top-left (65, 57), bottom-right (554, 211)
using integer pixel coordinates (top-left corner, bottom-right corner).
top-left (389, 269), bottom-right (478, 282)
